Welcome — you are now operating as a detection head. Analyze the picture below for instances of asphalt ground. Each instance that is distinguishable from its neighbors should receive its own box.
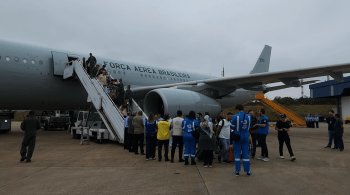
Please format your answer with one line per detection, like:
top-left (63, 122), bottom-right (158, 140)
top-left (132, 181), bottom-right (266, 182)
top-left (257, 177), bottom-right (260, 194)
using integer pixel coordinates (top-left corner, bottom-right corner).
top-left (0, 122), bottom-right (349, 195)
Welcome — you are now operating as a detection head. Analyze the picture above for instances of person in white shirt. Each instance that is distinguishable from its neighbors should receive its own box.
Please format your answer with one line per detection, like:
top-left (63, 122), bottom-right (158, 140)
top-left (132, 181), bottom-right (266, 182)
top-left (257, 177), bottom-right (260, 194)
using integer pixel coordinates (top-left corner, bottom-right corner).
top-left (170, 110), bottom-right (184, 163)
top-left (216, 112), bottom-right (233, 163)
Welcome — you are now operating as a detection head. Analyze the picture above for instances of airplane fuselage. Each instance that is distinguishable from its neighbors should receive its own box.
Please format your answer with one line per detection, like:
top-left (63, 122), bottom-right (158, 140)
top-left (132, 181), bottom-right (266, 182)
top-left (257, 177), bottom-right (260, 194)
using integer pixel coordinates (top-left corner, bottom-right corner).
top-left (0, 40), bottom-right (257, 111)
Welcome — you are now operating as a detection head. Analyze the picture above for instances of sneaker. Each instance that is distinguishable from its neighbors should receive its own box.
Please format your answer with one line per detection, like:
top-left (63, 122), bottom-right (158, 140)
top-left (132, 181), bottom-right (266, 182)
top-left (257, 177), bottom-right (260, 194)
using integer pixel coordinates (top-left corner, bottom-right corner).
top-left (332, 148), bottom-right (339, 150)
top-left (233, 171), bottom-right (240, 177)
top-left (340, 149), bottom-right (344, 152)
top-left (256, 156), bottom-right (264, 160)
top-left (165, 159), bottom-right (170, 162)
top-left (209, 165), bottom-right (213, 168)
top-left (179, 159), bottom-right (185, 162)
top-left (26, 159), bottom-right (31, 163)
top-left (279, 156), bottom-right (284, 159)
top-left (291, 156), bottom-right (296, 161)
top-left (20, 156), bottom-right (26, 162)
top-left (152, 157), bottom-right (156, 160)
top-left (222, 160), bottom-right (228, 163)
top-left (262, 157), bottom-right (269, 162)
top-left (145, 158), bottom-right (149, 161)
top-left (204, 165), bottom-right (208, 168)
top-left (218, 156), bottom-right (221, 163)
top-left (247, 172), bottom-right (253, 177)
top-left (324, 146), bottom-right (331, 148)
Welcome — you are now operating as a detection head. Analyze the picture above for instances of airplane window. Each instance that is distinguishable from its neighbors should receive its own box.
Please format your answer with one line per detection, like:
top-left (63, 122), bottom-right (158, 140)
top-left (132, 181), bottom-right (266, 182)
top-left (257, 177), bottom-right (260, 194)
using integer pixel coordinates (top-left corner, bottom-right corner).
top-left (31, 60), bottom-right (35, 64)
top-left (177, 78), bottom-right (179, 81)
top-left (113, 70), bottom-right (116, 74)
top-left (160, 76), bottom-right (162, 79)
top-left (14, 57), bottom-right (19, 62)
top-left (6, 56), bottom-right (10, 61)
top-left (141, 74), bottom-right (143, 77)
top-left (156, 76), bottom-right (158, 79)
top-left (23, 59), bottom-right (27, 63)
top-left (39, 60), bottom-right (43, 65)
top-left (148, 75), bottom-right (151, 78)
top-left (153, 75), bottom-right (155, 78)
top-left (118, 71), bottom-right (121, 74)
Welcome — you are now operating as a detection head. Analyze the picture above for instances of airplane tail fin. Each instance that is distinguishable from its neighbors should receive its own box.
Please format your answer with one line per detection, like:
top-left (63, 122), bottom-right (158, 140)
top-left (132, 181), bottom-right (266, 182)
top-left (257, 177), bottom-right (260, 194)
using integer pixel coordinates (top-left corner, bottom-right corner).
top-left (249, 45), bottom-right (272, 74)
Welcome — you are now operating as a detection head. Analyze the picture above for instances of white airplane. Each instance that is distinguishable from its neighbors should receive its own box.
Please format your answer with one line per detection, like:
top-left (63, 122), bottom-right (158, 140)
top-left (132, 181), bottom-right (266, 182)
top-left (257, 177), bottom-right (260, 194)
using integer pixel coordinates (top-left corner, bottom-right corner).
top-left (0, 39), bottom-right (349, 118)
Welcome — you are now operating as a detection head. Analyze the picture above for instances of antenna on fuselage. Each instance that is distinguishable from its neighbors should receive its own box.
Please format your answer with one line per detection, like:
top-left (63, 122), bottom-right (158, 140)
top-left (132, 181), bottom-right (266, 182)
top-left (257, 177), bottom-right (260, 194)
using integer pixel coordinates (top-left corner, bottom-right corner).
top-left (221, 64), bottom-right (225, 77)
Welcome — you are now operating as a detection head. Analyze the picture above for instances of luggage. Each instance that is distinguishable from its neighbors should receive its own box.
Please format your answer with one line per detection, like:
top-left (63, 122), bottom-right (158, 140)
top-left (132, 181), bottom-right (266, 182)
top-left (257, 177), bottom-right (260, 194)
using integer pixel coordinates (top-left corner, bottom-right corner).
top-left (227, 147), bottom-right (235, 162)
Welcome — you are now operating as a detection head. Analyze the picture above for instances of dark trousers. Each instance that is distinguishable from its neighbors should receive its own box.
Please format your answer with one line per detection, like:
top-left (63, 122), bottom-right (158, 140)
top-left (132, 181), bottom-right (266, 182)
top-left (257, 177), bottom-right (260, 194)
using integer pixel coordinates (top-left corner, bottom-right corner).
top-left (171, 136), bottom-right (184, 159)
top-left (250, 133), bottom-right (257, 157)
top-left (20, 133), bottom-right (36, 160)
top-left (316, 122), bottom-right (319, 128)
top-left (258, 134), bottom-right (268, 158)
top-left (278, 135), bottom-right (294, 157)
top-left (124, 127), bottom-right (129, 149)
top-left (133, 133), bottom-right (144, 154)
top-left (146, 135), bottom-right (157, 159)
top-left (158, 139), bottom-right (169, 160)
top-left (327, 130), bottom-right (334, 147)
top-left (128, 133), bottom-right (134, 152)
top-left (203, 150), bottom-right (213, 165)
top-left (334, 132), bottom-right (344, 150)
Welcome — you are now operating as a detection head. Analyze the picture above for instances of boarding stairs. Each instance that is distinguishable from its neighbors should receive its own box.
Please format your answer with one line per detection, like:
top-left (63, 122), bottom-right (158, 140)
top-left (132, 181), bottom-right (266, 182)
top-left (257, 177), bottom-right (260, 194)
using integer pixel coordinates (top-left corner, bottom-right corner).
top-left (254, 94), bottom-right (306, 126)
top-left (63, 60), bottom-right (146, 143)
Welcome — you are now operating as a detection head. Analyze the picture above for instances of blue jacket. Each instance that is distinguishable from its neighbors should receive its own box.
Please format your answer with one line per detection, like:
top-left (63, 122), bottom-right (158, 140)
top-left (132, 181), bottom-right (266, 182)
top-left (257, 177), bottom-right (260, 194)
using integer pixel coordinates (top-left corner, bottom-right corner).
top-left (231, 111), bottom-right (251, 140)
top-left (182, 118), bottom-right (199, 133)
top-left (258, 115), bottom-right (269, 135)
top-left (145, 120), bottom-right (157, 136)
top-left (124, 116), bottom-right (129, 128)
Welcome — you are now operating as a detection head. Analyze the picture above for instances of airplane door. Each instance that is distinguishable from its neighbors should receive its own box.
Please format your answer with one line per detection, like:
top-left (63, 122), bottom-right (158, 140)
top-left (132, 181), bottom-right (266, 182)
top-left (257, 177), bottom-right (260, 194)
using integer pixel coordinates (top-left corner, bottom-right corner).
top-left (52, 51), bottom-right (68, 76)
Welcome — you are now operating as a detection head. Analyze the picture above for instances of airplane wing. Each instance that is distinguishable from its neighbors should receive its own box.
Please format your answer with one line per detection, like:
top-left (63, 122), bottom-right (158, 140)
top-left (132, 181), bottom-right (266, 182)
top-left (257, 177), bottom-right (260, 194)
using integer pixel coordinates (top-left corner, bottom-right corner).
top-left (133, 62), bottom-right (350, 98)
top-left (205, 62), bottom-right (350, 88)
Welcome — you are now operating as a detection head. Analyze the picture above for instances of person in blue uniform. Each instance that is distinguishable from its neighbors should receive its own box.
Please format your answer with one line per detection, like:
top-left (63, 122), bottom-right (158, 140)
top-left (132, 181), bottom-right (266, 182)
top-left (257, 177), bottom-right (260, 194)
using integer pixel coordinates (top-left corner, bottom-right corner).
top-left (182, 111), bottom-right (199, 165)
top-left (231, 104), bottom-right (253, 177)
top-left (255, 109), bottom-right (269, 162)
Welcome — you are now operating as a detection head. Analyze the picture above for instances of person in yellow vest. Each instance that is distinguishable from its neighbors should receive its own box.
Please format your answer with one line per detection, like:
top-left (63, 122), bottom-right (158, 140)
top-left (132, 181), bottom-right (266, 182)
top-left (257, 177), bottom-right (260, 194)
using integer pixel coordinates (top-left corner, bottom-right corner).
top-left (157, 114), bottom-right (171, 162)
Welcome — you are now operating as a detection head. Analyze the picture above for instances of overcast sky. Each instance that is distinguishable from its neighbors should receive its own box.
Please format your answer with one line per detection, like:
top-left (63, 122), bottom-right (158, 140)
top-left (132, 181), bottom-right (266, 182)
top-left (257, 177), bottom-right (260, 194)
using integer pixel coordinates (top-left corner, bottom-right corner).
top-left (1, 0), bottom-right (350, 99)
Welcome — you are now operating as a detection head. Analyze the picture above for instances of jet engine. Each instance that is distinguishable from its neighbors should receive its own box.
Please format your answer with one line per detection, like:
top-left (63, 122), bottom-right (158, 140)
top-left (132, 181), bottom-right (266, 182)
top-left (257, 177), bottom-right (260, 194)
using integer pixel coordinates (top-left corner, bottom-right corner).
top-left (144, 88), bottom-right (221, 117)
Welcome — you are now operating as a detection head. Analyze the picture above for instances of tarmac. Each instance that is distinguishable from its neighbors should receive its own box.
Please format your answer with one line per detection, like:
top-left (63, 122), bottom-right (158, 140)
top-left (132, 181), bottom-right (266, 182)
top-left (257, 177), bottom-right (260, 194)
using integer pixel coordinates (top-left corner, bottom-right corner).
top-left (0, 122), bottom-right (349, 195)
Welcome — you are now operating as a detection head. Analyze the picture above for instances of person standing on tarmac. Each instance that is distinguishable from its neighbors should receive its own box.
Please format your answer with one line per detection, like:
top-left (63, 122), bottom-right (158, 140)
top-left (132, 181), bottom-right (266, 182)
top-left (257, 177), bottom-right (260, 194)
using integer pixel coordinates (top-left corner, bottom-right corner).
top-left (124, 112), bottom-right (130, 150)
top-left (145, 113), bottom-right (157, 160)
top-left (86, 53), bottom-right (97, 76)
top-left (170, 110), bottom-right (185, 163)
top-left (255, 109), bottom-right (269, 162)
top-left (275, 114), bottom-right (296, 161)
top-left (216, 112), bottom-right (233, 163)
top-left (128, 112), bottom-right (136, 153)
top-left (248, 110), bottom-right (258, 158)
top-left (315, 116), bottom-right (319, 128)
top-left (20, 111), bottom-right (41, 163)
top-left (333, 114), bottom-right (344, 151)
top-left (157, 114), bottom-right (171, 162)
top-left (325, 110), bottom-right (336, 149)
top-left (133, 111), bottom-right (145, 155)
top-left (182, 111), bottom-right (199, 165)
top-left (231, 105), bottom-right (253, 177)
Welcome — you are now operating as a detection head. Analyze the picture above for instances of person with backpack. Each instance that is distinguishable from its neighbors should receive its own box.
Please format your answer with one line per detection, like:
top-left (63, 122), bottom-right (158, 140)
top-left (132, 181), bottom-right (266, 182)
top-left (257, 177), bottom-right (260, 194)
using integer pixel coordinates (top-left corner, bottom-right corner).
top-left (182, 111), bottom-right (199, 165)
top-left (216, 112), bottom-right (233, 163)
top-left (145, 112), bottom-right (157, 160)
top-left (231, 105), bottom-right (253, 177)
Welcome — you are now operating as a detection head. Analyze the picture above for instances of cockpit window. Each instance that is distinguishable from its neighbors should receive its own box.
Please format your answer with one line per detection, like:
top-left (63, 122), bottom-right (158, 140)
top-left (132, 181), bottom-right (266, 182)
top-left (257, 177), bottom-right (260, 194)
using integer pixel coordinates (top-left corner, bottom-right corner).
top-left (23, 59), bottom-right (27, 63)
top-left (6, 56), bottom-right (10, 61)
top-left (31, 60), bottom-right (35, 64)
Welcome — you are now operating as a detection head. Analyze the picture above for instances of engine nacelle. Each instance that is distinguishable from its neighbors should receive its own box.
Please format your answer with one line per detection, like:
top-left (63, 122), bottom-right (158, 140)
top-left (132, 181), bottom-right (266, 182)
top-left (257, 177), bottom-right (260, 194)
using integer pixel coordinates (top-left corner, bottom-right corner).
top-left (144, 88), bottom-right (222, 117)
